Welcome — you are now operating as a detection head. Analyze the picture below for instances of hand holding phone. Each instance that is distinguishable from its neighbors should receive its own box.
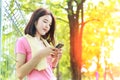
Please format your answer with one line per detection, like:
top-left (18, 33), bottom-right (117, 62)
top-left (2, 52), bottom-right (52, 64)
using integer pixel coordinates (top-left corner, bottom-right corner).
top-left (55, 43), bottom-right (64, 49)
top-left (51, 43), bottom-right (63, 58)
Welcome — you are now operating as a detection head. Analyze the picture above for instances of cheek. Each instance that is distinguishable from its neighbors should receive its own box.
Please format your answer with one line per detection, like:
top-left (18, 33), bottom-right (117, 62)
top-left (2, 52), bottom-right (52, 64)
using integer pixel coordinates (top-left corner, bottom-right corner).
top-left (36, 25), bottom-right (42, 33)
top-left (48, 27), bottom-right (51, 30)
top-left (36, 22), bottom-right (42, 29)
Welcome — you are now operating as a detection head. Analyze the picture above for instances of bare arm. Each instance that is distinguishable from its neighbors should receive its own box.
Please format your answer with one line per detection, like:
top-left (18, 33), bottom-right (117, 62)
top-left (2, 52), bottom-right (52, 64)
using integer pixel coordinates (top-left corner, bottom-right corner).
top-left (16, 47), bottom-right (55, 80)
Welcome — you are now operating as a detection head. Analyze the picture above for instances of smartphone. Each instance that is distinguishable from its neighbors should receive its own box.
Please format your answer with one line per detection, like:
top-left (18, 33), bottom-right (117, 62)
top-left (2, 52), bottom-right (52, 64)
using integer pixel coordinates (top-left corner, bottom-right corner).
top-left (55, 43), bottom-right (64, 49)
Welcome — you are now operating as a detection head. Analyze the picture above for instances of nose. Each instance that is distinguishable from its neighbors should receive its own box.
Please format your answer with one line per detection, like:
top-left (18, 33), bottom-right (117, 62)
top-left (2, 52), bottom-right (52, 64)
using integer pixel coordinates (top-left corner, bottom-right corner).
top-left (45, 24), bottom-right (50, 29)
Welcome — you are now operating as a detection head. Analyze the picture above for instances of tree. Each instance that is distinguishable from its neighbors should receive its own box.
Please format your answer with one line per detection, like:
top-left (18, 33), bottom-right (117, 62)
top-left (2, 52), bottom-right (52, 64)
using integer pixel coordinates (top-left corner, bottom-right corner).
top-left (66, 0), bottom-right (85, 80)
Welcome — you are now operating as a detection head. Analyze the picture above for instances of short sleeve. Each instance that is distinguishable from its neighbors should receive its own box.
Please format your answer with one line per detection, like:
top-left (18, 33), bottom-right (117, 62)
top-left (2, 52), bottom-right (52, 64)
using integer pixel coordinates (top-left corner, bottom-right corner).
top-left (15, 37), bottom-right (27, 55)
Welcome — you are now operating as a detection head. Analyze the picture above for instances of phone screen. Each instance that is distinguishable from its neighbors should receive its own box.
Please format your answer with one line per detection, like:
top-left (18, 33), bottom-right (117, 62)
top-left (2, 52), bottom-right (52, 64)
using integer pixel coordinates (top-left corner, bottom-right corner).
top-left (56, 43), bottom-right (64, 48)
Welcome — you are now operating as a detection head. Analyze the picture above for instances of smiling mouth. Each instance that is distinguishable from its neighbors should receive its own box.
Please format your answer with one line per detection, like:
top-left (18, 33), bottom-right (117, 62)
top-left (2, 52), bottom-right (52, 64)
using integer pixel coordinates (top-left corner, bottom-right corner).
top-left (43, 29), bottom-right (47, 32)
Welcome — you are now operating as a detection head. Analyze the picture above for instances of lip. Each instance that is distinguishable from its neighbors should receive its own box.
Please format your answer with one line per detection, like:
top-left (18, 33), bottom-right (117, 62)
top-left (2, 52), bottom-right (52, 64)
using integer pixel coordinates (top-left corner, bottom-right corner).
top-left (43, 28), bottom-right (48, 32)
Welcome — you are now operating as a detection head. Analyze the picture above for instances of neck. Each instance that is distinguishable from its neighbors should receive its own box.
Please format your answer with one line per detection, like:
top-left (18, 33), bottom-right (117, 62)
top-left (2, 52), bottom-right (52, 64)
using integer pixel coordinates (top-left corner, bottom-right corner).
top-left (35, 33), bottom-right (42, 40)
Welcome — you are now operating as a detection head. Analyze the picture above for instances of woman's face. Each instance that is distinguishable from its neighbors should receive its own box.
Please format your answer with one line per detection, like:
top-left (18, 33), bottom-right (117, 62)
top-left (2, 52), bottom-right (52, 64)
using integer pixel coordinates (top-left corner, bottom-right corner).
top-left (35, 15), bottom-right (52, 36)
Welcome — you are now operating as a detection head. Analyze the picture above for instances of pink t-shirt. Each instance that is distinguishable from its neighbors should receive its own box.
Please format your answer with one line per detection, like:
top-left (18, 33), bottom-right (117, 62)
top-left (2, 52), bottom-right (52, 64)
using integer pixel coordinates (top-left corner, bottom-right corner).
top-left (15, 36), bottom-right (56, 80)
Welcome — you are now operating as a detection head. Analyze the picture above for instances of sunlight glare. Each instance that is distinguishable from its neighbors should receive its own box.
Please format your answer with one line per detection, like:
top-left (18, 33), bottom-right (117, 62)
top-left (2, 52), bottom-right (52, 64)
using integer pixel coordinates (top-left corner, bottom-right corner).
top-left (110, 38), bottom-right (120, 65)
top-left (88, 58), bottom-right (97, 72)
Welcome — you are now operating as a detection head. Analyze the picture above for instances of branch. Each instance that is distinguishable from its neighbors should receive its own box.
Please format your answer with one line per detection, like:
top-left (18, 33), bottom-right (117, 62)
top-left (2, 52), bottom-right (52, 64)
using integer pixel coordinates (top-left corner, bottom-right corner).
top-left (67, 0), bottom-right (74, 15)
top-left (78, 0), bottom-right (86, 10)
top-left (58, 4), bottom-right (68, 11)
top-left (79, 19), bottom-right (101, 26)
top-left (74, 0), bottom-right (77, 3)
top-left (74, 0), bottom-right (86, 20)
top-left (56, 17), bottom-right (68, 24)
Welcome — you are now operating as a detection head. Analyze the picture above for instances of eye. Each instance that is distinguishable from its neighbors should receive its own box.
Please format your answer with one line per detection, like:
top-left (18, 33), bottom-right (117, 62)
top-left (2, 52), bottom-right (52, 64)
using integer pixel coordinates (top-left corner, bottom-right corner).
top-left (43, 20), bottom-right (47, 23)
top-left (43, 20), bottom-right (51, 26)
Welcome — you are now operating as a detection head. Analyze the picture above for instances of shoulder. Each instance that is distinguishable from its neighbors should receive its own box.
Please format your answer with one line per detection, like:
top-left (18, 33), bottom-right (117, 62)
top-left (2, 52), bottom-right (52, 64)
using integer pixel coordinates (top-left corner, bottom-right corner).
top-left (17, 36), bottom-right (26, 41)
top-left (16, 36), bottom-right (29, 48)
top-left (16, 36), bottom-right (28, 44)
top-left (15, 36), bottom-right (30, 54)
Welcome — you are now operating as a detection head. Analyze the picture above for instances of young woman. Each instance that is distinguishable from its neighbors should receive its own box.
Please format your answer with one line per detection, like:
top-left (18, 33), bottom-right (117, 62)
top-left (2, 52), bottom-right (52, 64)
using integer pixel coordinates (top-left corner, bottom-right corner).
top-left (15, 8), bottom-right (62, 80)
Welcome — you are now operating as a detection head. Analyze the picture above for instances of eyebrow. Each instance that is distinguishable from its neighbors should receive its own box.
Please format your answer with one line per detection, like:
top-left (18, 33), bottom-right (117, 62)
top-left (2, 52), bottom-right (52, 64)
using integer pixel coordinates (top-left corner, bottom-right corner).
top-left (44, 19), bottom-right (52, 24)
top-left (44, 19), bottom-right (48, 21)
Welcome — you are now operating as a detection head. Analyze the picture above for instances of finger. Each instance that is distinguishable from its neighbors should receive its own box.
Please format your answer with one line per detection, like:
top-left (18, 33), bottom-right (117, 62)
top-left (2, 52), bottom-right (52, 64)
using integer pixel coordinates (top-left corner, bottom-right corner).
top-left (57, 50), bottom-right (62, 54)
top-left (49, 46), bottom-right (55, 50)
top-left (58, 48), bottom-right (62, 51)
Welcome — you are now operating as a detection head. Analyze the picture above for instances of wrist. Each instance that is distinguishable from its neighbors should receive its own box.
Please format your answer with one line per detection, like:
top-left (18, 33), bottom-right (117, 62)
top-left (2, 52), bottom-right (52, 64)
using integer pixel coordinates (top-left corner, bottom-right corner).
top-left (52, 66), bottom-right (56, 69)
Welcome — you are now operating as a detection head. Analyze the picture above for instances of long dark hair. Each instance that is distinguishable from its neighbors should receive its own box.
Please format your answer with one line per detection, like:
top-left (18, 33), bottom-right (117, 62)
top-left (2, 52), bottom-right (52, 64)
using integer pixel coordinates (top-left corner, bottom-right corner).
top-left (24, 8), bottom-right (56, 45)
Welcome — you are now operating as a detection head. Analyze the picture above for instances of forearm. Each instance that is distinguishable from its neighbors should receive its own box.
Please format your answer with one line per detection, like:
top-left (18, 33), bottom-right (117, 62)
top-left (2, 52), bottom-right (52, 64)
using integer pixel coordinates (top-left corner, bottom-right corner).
top-left (16, 52), bottom-right (47, 79)
top-left (52, 58), bottom-right (59, 68)
top-left (17, 56), bottom-right (39, 78)
top-left (52, 51), bottom-right (62, 68)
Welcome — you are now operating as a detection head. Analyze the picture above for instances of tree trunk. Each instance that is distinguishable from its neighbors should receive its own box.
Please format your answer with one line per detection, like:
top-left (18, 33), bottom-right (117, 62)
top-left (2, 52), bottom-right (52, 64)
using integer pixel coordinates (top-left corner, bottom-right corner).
top-left (69, 17), bottom-right (83, 80)
top-left (67, 0), bottom-right (84, 80)
top-left (70, 27), bottom-right (82, 80)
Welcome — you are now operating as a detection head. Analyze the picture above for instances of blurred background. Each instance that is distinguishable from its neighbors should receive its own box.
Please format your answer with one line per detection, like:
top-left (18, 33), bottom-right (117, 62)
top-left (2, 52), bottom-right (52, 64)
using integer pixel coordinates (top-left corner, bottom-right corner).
top-left (0, 0), bottom-right (120, 80)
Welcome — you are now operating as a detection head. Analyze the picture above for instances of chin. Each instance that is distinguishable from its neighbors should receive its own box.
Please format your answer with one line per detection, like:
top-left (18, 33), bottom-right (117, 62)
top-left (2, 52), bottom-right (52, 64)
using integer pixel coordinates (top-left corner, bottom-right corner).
top-left (41, 33), bottom-right (46, 36)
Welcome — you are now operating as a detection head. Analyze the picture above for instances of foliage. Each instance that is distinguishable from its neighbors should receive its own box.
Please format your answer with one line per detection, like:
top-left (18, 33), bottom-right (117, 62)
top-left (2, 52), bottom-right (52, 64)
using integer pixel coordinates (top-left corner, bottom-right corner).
top-left (0, 0), bottom-right (26, 80)
top-left (82, 0), bottom-right (120, 79)
top-left (1, 25), bottom-right (20, 80)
